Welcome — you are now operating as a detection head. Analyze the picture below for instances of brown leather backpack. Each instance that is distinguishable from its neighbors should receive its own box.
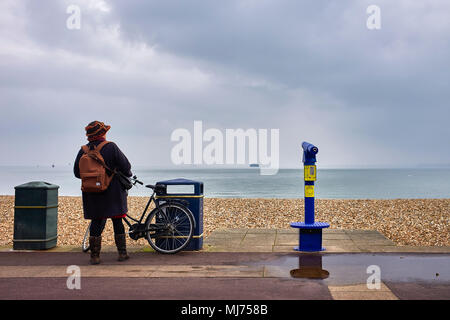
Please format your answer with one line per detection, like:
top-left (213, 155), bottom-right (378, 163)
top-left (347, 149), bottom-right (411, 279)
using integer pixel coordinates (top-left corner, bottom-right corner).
top-left (79, 141), bottom-right (115, 192)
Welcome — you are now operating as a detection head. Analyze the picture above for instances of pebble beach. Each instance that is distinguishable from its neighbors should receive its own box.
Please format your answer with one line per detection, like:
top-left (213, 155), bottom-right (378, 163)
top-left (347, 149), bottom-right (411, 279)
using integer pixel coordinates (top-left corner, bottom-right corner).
top-left (0, 196), bottom-right (449, 247)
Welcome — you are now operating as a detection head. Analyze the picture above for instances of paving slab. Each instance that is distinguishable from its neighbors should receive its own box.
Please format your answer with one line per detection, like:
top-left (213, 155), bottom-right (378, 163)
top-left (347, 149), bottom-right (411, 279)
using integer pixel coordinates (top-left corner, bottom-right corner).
top-left (357, 245), bottom-right (450, 253)
top-left (322, 234), bottom-right (352, 240)
top-left (328, 282), bottom-right (399, 300)
top-left (203, 238), bottom-right (243, 246)
top-left (246, 229), bottom-right (277, 234)
top-left (202, 234), bottom-right (239, 240)
top-left (241, 234), bottom-right (276, 246)
top-left (322, 240), bottom-right (356, 246)
top-left (207, 232), bottom-right (246, 238)
top-left (151, 265), bottom-right (264, 278)
top-left (274, 235), bottom-right (298, 246)
top-left (349, 235), bottom-right (394, 242)
top-left (214, 228), bottom-right (249, 234)
top-left (385, 282), bottom-right (450, 300)
top-left (205, 229), bottom-right (391, 253)
top-left (354, 240), bottom-right (396, 246)
top-left (321, 245), bottom-right (362, 253)
top-left (0, 265), bottom-right (150, 278)
top-left (211, 246), bottom-right (274, 253)
top-left (328, 282), bottom-right (393, 292)
top-left (273, 246), bottom-right (298, 253)
top-left (276, 229), bottom-right (298, 234)
top-left (204, 229), bottom-right (450, 253)
top-left (325, 229), bottom-right (348, 233)
top-left (345, 230), bottom-right (383, 235)
top-left (330, 291), bottom-right (398, 300)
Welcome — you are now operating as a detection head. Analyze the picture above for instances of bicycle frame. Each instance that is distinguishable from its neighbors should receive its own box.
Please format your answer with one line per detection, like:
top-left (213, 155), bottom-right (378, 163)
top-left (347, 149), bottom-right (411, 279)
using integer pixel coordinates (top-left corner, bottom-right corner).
top-left (122, 189), bottom-right (185, 234)
top-left (122, 190), bottom-right (158, 230)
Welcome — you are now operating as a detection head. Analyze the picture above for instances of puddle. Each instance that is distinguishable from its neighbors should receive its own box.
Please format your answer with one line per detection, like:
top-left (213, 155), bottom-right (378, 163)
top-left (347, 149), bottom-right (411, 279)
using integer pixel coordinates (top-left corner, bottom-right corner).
top-left (250, 253), bottom-right (450, 285)
top-left (289, 255), bottom-right (329, 279)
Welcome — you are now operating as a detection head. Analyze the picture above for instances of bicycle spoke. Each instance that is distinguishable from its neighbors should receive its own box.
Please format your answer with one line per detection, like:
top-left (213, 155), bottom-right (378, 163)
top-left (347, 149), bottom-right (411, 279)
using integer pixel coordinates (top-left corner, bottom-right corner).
top-left (174, 227), bottom-right (189, 238)
top-left (165, 236), bottom-right (170, 250)
top-left (173, 215), bottom-right (189, 227)
top-left (146, 204), bottom-right (194, 254)
top-left (159, 208), bottom-right (170, 224)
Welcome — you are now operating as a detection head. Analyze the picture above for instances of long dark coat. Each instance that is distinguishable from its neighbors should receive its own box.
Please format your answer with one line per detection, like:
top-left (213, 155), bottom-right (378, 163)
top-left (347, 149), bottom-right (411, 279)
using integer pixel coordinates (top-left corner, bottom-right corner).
top-left (74, 140), bottom-right (132, 220)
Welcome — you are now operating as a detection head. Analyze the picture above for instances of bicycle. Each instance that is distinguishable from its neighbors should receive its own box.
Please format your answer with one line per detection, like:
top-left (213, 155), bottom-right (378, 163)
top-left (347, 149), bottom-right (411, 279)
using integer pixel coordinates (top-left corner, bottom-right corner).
top-left (82, 176), bottom-right (195, 254)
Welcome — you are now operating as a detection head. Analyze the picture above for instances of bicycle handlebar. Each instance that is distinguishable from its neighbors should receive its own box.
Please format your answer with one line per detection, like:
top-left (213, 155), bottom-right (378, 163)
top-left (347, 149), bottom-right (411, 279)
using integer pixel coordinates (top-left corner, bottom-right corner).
top-left (131, 175), bottom-right (144, 185)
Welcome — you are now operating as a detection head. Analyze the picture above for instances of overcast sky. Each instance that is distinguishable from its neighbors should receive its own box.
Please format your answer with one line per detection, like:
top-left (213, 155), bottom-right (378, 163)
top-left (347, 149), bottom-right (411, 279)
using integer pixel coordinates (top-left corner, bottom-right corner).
top-left (0, 0), bottom-right (449, 168)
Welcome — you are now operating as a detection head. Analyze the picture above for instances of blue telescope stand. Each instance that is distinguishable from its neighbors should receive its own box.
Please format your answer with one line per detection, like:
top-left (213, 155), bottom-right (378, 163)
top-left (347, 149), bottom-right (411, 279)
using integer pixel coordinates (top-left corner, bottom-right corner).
top-left (290, 142), bottom-right (330, 252)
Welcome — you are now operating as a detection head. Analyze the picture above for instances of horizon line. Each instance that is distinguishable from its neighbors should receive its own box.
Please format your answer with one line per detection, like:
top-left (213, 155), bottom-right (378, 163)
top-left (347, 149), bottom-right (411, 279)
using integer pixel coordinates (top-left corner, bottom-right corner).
top-left (0, 164), bottom-right (449, 170)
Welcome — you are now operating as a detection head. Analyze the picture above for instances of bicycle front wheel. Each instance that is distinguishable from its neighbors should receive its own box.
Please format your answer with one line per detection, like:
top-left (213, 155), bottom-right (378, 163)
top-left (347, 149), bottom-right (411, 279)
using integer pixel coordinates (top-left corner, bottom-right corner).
top-left (145, 203), bottom-right (194, 254)
top-left (82, 221), bottom-right (91, 253)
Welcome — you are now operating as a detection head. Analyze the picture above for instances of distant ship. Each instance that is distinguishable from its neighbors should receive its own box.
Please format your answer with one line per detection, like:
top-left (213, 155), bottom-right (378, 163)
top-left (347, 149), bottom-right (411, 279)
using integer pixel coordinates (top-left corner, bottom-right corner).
top-left (249, 163), bottom-right (260, 168)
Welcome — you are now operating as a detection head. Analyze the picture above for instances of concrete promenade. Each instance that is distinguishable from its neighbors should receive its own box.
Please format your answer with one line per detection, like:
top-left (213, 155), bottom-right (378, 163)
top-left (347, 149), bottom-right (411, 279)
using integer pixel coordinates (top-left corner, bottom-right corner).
top-left (1, 229), bottom-right (449, 300)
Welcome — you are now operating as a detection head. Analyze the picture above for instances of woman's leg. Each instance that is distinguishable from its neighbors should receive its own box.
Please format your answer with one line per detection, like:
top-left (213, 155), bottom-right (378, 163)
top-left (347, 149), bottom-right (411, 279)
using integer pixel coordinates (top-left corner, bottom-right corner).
top-left (89, 219), bottom-right (106, 265)
top-left (112, 218), bottom-right (129, 261)
top-left (111, 218), bottom-right (125, 235)
top-left (90, 219), bottom-right (107, 237)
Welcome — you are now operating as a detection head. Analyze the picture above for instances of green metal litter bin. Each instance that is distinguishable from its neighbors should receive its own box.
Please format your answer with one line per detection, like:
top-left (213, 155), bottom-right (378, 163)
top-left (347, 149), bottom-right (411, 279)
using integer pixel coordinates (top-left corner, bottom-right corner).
top-left (13, 181), bottom-right (59, 250)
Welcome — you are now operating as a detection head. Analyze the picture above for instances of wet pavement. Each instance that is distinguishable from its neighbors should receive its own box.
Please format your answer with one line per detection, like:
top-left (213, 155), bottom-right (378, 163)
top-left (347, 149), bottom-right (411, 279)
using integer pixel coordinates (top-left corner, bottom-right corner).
top-left (249, 252), bottom-right (450, 300)
top-left (250, 253), bottom-right (450, 284)
top-left (0, 251), bottom-right (448, 300)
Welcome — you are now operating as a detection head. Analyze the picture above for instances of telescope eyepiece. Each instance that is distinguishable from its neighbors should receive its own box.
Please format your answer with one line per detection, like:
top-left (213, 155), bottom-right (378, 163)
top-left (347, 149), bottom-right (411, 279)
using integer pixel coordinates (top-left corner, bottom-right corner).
top-left (302, 142), bottom-right (319, 155)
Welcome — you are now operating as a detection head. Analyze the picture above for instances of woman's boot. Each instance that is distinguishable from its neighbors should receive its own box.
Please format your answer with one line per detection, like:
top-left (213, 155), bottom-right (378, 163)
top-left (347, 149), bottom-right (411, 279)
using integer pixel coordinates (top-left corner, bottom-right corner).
top-left (114, 234), bottom-right (129, 261)
top-left (89, 236), bottom-right (102, 265)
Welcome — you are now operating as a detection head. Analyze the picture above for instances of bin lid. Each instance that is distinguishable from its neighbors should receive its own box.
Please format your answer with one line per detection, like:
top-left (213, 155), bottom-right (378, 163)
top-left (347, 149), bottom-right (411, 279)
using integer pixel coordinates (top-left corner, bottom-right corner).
top-left (156, 178), bottom-right (202, 186)
top-left (15, 181), bottom-right (60, 190)
top-left (156, 178), bottom-right (203, 195)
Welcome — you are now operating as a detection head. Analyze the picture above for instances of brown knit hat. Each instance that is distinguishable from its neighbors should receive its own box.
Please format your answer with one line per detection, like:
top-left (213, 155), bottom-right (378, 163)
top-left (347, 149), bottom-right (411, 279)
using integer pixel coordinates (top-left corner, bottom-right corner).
top-left (85, 121), bottom-right (110, 141)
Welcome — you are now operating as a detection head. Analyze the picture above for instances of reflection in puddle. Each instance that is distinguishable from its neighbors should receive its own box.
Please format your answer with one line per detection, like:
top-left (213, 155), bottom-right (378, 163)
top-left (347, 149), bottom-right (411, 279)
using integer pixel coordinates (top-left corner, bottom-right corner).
top-left (249, 253), bottom-right (450, 285)
top-left (289, 254), bottom-right (329, 279)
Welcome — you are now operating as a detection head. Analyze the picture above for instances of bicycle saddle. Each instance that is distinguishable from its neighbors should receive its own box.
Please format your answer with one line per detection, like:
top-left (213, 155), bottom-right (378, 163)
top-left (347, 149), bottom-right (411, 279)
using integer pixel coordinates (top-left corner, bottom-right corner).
top-left (146, 184), bottom-right (166, 193)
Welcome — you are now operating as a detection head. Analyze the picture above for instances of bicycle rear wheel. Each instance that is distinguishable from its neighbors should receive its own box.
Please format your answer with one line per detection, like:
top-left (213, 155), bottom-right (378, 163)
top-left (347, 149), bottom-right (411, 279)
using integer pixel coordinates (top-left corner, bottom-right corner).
top-left (145, 203), bottom-right (194, 254)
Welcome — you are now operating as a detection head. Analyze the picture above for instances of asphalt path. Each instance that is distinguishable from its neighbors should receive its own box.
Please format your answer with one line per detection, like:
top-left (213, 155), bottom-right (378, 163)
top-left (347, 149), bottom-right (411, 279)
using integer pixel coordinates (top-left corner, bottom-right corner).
top-left (0, 252), bottom-right (448, 300)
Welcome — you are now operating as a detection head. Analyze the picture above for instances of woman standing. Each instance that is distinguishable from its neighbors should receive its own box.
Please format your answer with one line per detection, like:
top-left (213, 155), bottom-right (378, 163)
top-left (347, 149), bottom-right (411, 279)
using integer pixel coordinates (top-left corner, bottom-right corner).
top-left (74, 121), bottom-right (132, 265)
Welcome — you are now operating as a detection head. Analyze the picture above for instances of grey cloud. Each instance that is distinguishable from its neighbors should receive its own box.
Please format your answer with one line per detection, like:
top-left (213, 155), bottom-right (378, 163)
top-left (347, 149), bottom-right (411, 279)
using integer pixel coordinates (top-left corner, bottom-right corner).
top-left (0, 0), bottom-right (449, 168)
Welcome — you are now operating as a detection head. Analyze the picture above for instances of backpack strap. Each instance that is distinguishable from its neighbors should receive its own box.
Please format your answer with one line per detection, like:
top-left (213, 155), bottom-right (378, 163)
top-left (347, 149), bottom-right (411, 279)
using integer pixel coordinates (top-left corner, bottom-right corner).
top-left (95, 140), bottom-right (110, 152)
top-left (81, 141), bottom-right (110, 154)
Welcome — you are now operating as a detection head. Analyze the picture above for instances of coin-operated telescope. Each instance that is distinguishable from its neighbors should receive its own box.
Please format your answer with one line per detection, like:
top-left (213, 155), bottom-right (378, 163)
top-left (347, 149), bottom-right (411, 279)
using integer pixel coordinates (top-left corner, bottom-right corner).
top-left (290, 142), bottom-right (330, 251)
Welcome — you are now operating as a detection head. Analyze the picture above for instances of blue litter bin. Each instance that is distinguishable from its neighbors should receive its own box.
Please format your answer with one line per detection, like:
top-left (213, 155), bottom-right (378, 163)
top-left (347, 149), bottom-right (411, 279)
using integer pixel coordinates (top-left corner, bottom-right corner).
top-left (155, 178), bottom-right (204, 251)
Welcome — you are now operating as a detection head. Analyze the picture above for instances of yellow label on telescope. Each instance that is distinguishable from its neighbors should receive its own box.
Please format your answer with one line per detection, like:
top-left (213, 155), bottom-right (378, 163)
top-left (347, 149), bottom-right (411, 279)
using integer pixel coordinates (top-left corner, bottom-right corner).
top-left (305, 185), bottom-right (315, 197)
top-left (304, 165), bottom-right (316, 181)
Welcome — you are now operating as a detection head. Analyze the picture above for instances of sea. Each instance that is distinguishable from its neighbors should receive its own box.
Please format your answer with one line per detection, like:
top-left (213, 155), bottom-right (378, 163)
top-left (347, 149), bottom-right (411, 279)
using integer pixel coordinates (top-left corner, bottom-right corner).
top-left (1, 166), bottom-right (449, 199)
